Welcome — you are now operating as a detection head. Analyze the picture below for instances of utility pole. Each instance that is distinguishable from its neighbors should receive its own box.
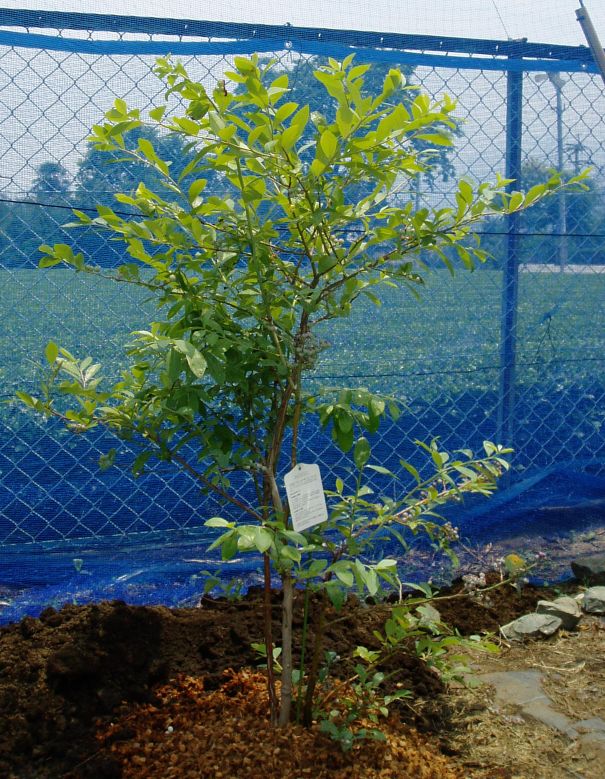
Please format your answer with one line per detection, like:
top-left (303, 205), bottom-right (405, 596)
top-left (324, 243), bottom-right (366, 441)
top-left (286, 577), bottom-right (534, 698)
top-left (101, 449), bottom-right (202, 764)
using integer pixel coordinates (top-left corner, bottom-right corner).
top-left (567, 141), bottom-right (582, 175)
top-left (553, 73), bottom-right (568, 272)
top-left (565, 139), bottom-right (592, 175)
top-left (536, 72), bottom-right (568, 271)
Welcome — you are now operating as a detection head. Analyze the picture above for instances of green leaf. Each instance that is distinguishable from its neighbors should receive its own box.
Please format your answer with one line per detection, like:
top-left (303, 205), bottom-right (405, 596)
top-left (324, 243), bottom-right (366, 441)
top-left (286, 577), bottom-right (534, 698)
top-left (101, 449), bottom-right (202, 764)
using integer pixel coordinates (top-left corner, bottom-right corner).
top-left (274, 101), bottom-right (298, 124)
top-left (205, 517), bottom-right (232, 528)
top-left (38, 255), bottom-right (62, 269)
top-left (458, 179), bottom-right (473, 205)
top-left (335, 105), bottom-right (354, 136)
top-left (207, 529), bottom-right (234, 553)
top-left (319, 129), bottom-right (338, 159)
top-left (280, 545), bottom-right (302, 563)
top-left (334, 568), bottom-right (354, 587)
top-left (329, 560), bottom-right (354, 586)
top-left (173, 340), bottom-right (207, 378)
top-left (365, 568), bottom-right (379, 596)
top-left (137, 137), bottom-right (169, 176)
top-left (416, 133), bottom-right (452, 146)
top-left (132, 450), bottom-right (152, 477)
top-left (402, 581), bottom-right (434, 598)
top-left (16, 391), bottom-right (37, 408)
top-left (336, 410), bottom-right (353, 433)
top-left (45, 342), bottom-right (59, 364)
top-left (400, 460), bottom-right (421, 482)
top-left (508, 191), bottom-right (524, 211)
top-left (172, 116), bottom-right (200, 135)
top-left (234, 55), bottom-right (256, 74)
top-left (324, 580), bottom-right (346, 611)
top-left (188, 179), bottom-right (207, 203)
top-left (235, 525), bottom-right (256, 552)
top-left (281, 530), bottom-right (308, 546)
top-left (304, 559), bottom-right (328, 578)
top-left (369, 397), bottom-right (385, 417)
top-left (310, 158), bottom-right (327, 177)
top-left (388, 402), bottom-right (401, 421)
top-left (113, 98), bottom-right (128, 116)
top-left (221, 533), bottom-right (239, 561)
top-left (149, 105), bottom-right (166, 122)
top-left (366, 464), bottom-right (395, 477)
top-left (253, 526), bottom-right (273, 553)
top-left (98, 448), bottom-right (117, 472)
top-left (375, 558), bottom-right (397, 571)
top-left (353, 437), bottom-right (371, 470)
top-left (524, 183), bottom-right (546, 205)
top-left (335, 426), bottom-right (354, 452)
top-left (280, 105), bottom-right (309, 149)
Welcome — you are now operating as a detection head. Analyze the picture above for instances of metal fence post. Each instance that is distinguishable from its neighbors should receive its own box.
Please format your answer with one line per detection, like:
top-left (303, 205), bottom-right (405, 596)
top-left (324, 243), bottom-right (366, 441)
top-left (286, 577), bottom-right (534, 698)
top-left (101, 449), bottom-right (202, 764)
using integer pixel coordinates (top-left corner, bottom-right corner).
top-left (497, 67), bottom-right (523, 452)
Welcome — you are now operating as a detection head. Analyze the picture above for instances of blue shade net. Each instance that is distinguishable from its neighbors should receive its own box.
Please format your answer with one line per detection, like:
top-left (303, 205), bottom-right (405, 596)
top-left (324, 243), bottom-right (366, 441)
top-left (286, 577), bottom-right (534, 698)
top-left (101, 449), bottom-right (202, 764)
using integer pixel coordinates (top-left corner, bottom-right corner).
top-left (0, 9), bottom-right (604, 623)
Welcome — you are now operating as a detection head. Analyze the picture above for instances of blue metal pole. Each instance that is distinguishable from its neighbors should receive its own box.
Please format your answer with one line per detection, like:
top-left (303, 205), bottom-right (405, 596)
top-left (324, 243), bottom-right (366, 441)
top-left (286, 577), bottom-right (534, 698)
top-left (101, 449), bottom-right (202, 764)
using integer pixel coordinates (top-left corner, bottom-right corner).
top-left (497, 68), bottom-right (523, 451)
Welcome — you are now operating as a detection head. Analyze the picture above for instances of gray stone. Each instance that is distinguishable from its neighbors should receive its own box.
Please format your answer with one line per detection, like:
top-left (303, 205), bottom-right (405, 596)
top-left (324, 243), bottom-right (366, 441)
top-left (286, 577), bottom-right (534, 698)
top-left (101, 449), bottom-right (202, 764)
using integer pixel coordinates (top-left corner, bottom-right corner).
top-left (536, 596), bottom-right (582, 630)
top-left (500, 613), bottom-right (562, 641)
top-left (578, 731), bottom-right (605, 761)
top-left (571, 554), bottom-right (605, 585)
top-left (576, 717), bottom-right (605, 734)
top-left (582, 586), bottom-right (605, 614)
top-left (478, 670), bottom-right (578, 737)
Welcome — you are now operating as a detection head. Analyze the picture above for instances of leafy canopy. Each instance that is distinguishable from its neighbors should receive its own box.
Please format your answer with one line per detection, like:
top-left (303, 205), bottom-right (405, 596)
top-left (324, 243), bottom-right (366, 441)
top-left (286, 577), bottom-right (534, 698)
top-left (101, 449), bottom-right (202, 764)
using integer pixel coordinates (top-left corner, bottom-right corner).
top-left (26, 54), bottom-right (577, 478)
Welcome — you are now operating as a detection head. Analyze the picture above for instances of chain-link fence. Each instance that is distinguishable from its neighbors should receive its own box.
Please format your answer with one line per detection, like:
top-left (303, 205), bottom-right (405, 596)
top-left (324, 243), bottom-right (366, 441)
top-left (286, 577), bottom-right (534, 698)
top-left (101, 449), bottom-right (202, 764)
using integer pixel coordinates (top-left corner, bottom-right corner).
top-left (0, 9), bottom-right (604, 555)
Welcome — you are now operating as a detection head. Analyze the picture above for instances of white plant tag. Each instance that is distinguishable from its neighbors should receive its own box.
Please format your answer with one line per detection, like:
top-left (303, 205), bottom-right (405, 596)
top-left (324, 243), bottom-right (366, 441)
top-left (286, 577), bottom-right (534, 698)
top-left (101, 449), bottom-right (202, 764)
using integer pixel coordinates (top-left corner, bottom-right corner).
top-left (284, 463), bottom-right (328, 533)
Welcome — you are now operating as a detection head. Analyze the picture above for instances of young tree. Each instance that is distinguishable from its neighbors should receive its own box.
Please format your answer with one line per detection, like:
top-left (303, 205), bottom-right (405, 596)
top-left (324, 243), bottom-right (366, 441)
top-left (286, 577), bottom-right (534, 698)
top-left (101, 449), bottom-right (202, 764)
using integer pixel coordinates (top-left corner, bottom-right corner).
top-left (19, 55), bottom-right (580, 728)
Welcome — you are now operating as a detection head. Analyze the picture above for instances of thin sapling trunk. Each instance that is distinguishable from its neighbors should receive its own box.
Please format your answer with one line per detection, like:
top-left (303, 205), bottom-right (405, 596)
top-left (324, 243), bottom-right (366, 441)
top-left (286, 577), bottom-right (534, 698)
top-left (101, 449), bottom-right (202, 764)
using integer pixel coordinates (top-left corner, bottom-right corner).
top-left (278, 572), bottom-right (294, 726)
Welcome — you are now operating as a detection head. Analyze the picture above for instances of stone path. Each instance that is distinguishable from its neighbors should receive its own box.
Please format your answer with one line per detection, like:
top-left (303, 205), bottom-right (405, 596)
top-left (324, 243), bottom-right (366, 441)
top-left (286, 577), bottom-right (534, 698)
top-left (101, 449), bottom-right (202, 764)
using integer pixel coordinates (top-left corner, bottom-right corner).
top-left (479, 668), bottom-right (605, 770)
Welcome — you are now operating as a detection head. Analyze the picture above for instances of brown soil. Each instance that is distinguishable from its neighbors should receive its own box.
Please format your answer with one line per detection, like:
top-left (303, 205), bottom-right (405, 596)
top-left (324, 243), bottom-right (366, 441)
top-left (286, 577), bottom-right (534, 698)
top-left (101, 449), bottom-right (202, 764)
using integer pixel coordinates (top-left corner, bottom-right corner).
top-left (101, 671), bottom-right (464, 779)
top-left (0, 575), bottom-right (571, 778)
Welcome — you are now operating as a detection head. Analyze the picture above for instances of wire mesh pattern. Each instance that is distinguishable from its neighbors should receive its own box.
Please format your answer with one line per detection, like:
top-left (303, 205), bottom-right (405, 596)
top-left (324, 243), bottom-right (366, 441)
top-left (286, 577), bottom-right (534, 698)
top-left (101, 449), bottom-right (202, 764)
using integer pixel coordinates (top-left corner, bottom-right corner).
top-left (0, 10), bottom-right (604, 547)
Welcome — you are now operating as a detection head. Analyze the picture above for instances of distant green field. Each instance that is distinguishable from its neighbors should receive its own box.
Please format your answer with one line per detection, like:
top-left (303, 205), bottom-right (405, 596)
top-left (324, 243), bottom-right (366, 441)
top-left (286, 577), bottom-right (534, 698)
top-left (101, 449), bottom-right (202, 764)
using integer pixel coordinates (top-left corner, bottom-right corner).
top-left (313, 267), bottom-right (605, 396)
top-left (1, 267), bottom-right (603, 412)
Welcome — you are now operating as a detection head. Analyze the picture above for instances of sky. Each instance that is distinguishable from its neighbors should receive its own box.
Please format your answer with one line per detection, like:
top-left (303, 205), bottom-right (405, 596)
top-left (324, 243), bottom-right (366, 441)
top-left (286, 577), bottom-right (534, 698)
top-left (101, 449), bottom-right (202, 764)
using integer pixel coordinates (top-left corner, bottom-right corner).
top-left (0, 0), bottom-right (604, 48)
top-left (1, 0), bottom-right (604, 191)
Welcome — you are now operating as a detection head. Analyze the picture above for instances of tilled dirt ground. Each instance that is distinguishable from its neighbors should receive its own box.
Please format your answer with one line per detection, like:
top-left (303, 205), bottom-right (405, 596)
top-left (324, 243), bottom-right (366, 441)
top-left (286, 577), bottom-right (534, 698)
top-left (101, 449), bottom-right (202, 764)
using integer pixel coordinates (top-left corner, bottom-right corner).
top-left (0, 575), bottom-right (582, 778)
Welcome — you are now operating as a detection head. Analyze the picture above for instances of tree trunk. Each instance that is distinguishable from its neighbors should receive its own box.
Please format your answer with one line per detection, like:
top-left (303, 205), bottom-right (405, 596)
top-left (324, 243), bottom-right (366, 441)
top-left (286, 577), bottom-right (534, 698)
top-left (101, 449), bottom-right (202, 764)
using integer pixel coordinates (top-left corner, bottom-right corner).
top-left (263, 552), bottom-right (278, 725)
top-left (302, 590), bottom-right (327, 727)
top-left (278, 572), bottom-right (294, 726)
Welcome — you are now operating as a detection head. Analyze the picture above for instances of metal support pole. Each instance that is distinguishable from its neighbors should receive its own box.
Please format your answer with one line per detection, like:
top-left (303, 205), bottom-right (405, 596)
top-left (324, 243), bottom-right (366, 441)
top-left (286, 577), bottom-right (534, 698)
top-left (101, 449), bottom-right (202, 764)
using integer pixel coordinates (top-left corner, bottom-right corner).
top-left (497, 68), bottom-right (523, 453)
top-left (576, 1), bottom-right (605, 88)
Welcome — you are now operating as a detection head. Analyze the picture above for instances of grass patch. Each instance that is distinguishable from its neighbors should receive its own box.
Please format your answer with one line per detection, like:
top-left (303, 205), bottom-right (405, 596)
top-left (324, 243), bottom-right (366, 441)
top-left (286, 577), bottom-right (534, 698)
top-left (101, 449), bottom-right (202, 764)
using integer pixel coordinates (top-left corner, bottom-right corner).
top-left (1, 267), bottom-right (603, 406)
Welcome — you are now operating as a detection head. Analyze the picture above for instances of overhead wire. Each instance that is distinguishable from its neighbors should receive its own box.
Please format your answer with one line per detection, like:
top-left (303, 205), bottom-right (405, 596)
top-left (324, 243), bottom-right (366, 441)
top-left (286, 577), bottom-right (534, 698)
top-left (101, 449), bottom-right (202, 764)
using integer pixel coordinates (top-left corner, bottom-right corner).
top-left (489, 0), bottom-right (512, 40)
top-left (1, 194), bottom-right (604, 240)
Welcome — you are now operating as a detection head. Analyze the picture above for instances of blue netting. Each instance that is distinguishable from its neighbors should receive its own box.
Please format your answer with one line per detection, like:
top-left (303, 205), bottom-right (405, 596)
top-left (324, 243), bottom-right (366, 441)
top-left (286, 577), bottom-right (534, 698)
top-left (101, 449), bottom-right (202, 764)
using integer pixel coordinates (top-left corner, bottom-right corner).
top-left (0, 9), bottom-right (604, 624)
